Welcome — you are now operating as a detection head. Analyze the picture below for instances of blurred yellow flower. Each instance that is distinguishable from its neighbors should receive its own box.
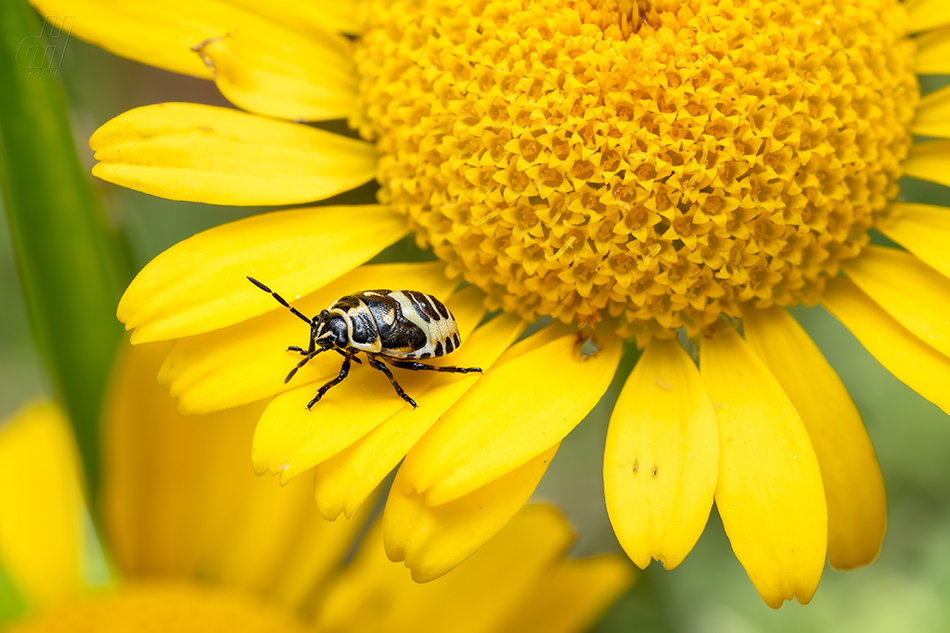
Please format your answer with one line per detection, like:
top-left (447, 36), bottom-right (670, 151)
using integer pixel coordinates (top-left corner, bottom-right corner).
top-left (31, 0), bottom-right (950, 607)
top-left (0, 343), bottom-right (632, 632)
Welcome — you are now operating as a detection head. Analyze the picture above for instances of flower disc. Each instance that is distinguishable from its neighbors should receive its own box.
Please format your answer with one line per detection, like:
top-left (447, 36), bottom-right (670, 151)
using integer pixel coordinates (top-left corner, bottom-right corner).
top-left (353, 0), bottom-right (918, 342)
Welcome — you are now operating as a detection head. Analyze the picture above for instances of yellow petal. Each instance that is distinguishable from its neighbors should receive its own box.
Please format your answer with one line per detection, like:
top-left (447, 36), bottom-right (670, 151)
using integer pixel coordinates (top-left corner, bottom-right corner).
top-left (102, 341), bottom-right (363, 607)
top-left (912, 85), bottom-right (950, 138)
top-left (497, 556), bottom-right (635, 633)
top-left (30, 0), bottom-right (214, 79)
top-left (384, 449), bottom-right (560, 583)
top-left (841, 245), bottom-right (950, 358)
top-left (700, 323), bottom-right (827, 609)
top-left (308, 0), bottom-right (363, 34)
top-left (205, 472), bottom-right (367, 603)
top-left (742, 305), bottom-right (886, 570)
top-left (30, 0), bottom-right (362, 77)
top-left (91, 103), bottom-right (376, 205)
top-left (397, 329), bottom-right (622, 505)
top-left (312, 521), bottom-right (417, 633)
top-left (906, 0), bottom-right (950, 33)
top-left (875, 203), bottom-right (950, 280)
top-left (193, 28), bottom-right (357, 121)
top-left (252, 284), bottom-right (491, 483)
top-left (4, 582), bottom-right (313, 633)
top-left (915, 25), bottom-right (950, 74)
top-left (490, 321), bottom-right (575, 364)
top-left (821, 277), bottom-right (950, 415)
top-left (159, 262), bottom-right (454, 415)
top-left (313, 312), bottom-right (525, 521)
top-left (118, 204), bottom-right (407, 343)
top-left (267, 494), bottom-right (376, 612)
top-left (104, 340), bottom-right (259, 576)
top-left (317, 506), bottom-right (599, 633)
top-left (902, 141), bottom-right (950, 189)
top-left (0, 403), bottom-right (86, 608)
top-left (225, 0), bottom-right (363, 35)
top-left (604, 338), bottom-right (719, 571)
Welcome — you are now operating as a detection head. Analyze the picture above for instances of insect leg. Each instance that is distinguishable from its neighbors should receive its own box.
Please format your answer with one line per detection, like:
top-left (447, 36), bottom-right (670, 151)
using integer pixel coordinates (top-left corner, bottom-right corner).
top-left (368, 357), bottom-right (418, 408)
top-left (335, 348), bottom-right (362, 364)
top-left (384, 359), bottom-right (483, 374)
top-left (308, 353), bottom-right (354, 409)
top-left (289, 337), bottom-right (316, 354)
top-left (290, 336), bottom-right (324, 356)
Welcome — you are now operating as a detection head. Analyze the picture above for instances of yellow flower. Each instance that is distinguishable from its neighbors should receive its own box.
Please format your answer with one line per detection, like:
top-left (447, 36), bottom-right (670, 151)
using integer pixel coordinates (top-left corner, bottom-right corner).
top-left (32, 0), bottom-right (950, 607)
top-left (0, 344), bottom-right (632, 632)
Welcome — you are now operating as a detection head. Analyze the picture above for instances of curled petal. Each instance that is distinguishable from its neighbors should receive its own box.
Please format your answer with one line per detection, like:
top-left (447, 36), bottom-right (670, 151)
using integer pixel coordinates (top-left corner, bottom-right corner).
top-left (384, 448), bottom-right (559, 582)
top-left (193, 27), bottom-right (357, 121)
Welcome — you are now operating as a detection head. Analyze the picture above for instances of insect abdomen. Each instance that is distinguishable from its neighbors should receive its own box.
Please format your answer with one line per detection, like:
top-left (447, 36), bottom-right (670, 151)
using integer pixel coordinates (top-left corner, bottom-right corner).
top-left (384, 290), bottom-right (461, 360)
top-left (329, 290), bottom-right (462, 360)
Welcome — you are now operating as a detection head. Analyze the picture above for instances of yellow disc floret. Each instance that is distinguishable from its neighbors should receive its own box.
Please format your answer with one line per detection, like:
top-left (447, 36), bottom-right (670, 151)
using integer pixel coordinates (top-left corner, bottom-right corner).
top-left (352, 0), bottom-right (918, 343)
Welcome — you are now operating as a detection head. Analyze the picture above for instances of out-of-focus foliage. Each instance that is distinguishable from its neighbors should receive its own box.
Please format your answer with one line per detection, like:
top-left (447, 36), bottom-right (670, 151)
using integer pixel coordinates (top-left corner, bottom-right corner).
top-left (0, 3), bottom-right (128, 496)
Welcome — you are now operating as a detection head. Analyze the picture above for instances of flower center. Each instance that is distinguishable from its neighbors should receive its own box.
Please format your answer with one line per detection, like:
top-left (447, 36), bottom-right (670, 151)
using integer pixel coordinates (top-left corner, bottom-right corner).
top-left (5, 581), bottom-right (311, 633)
top-left (352, 0), bottom-right (918, 342)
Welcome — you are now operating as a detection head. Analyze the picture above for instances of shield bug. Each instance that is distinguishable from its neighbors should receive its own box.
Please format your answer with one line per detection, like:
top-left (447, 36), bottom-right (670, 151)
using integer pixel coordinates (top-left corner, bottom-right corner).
top-left (248, 277), bottom-right (483, 408)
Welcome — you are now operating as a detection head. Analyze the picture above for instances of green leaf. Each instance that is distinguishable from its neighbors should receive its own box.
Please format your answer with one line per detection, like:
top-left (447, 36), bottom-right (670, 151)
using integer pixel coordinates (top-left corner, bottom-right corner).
top-left (0, 2), bottom-right (128, 508)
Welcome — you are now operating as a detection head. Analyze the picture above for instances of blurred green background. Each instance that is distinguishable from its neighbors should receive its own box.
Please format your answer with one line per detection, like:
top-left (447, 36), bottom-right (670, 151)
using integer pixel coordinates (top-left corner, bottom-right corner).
top-left (2, 14), bottom-right (950, 633)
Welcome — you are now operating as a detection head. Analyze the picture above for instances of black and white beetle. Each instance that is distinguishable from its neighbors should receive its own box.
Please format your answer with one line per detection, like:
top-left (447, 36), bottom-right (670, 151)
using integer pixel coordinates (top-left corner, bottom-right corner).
top-left (248, 277), bottom-right (482, 409)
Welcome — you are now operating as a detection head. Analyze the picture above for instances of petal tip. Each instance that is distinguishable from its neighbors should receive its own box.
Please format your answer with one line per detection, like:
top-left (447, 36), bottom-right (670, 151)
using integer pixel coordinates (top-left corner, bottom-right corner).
top-left (250, 455), bottom-right (269, 477)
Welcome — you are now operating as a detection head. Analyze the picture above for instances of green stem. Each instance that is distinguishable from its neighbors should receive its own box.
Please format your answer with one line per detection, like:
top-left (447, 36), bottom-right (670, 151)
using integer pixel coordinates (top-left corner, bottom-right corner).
top-left (0, 2), bottom-right (127, 509)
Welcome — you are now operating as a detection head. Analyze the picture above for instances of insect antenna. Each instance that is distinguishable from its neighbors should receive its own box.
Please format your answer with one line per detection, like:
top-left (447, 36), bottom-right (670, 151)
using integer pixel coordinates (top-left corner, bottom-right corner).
top-left (247, 276), bottom-right (313, 325)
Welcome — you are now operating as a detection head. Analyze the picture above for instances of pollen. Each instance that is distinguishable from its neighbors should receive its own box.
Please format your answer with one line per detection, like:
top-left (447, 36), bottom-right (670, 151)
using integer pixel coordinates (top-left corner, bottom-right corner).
top-left (352, 0), bottom-right (918, 344)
